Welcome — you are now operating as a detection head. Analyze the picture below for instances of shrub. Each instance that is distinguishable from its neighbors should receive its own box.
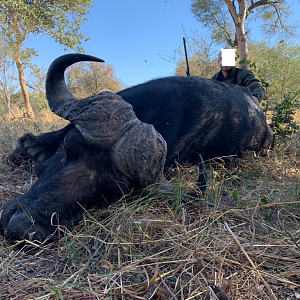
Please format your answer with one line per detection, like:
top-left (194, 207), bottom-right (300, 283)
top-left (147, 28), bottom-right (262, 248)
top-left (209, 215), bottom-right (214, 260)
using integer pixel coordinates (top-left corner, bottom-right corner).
top-left (270, 90), bottom-right (300, 138)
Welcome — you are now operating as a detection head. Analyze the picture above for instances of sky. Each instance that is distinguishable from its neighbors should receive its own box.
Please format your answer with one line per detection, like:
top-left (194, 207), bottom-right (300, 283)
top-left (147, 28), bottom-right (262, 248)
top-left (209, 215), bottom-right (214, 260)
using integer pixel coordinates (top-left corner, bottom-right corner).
top-left (27, 0), bottom-right (300, 87)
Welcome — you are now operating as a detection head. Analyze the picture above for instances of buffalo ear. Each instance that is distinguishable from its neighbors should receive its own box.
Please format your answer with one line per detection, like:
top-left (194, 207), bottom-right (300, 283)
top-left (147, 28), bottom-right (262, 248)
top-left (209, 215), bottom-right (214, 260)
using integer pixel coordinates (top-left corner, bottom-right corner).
top-left (7, 133), bottom-right (52, 175)
top-left (7, 125), bottom-right (73, 175)
top-left (7, 143), bottom-right (32, 169)
top-left (22, 134), bottom-right (62, 175)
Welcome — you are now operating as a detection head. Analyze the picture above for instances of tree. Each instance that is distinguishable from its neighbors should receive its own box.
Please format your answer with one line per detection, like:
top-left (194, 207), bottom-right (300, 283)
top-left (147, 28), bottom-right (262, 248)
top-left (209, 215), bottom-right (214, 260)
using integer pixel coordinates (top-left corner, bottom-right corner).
top-left (191, 0), bottom-right (292, 67)
top-left (25, 65), bottom-right (49, 113)
top-left (66, 62), bottom-right (124, 99)
top-left (0, 56), bottom-right (17, 117)
top-left (0, 35), bottom-right (18, 116)
top-left (0, 0), bottom-right (92, 116)
top-left (248, 40), bottom-right (300, 106)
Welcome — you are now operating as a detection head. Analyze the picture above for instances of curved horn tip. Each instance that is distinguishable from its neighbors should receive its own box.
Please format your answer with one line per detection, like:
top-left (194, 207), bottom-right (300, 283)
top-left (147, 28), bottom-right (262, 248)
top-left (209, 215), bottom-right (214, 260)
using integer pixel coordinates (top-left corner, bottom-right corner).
top-left (52, 53), bottom-right (105, 66)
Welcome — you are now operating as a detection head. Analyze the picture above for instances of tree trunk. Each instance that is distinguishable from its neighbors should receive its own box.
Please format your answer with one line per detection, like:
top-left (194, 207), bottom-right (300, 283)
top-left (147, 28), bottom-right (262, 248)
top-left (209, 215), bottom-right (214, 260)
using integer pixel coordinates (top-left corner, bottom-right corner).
top-left (236, 0), bottom-right (249, 69)
top-left (15, 55), bottom-right (34, 117)
top-left (236, 23), bottom-right (249, 69)
top-left (5, 95), bottom-right (16, 118)
top-left (224, 0), bottom-right (249, 69)
top-left (0, 77), bottom-right (15, 117)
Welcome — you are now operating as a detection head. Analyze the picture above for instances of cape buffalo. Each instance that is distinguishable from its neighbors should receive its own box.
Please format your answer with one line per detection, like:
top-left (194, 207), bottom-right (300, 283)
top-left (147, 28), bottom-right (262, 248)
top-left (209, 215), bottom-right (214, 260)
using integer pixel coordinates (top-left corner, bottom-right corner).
top-left (1, 54), bottom-right (274, 242)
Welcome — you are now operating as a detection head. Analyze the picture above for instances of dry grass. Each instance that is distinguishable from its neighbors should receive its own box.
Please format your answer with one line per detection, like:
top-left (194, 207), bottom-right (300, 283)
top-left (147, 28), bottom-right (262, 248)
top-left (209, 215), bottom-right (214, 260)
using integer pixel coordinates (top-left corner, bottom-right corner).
top-left (1, 117), bottom-right (300, 300)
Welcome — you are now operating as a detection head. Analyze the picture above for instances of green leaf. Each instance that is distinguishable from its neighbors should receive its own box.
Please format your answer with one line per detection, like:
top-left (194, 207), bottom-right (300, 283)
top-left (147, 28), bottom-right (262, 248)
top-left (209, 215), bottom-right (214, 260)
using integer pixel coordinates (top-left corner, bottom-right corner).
top-left (232, 190), bottom-right (239, 202)
top-left (260, 197), bottom-right (268, 205)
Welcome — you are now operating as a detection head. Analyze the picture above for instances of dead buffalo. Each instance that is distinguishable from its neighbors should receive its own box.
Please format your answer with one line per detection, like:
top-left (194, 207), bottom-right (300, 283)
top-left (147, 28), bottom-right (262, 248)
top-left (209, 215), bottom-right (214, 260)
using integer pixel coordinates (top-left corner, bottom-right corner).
top-left (1, 54), bottom-right (274, 242)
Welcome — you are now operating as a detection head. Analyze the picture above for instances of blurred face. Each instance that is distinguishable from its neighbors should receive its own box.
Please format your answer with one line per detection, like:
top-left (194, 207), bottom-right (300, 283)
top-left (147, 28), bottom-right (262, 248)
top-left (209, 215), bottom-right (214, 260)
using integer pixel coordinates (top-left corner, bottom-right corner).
top-left (218, 51), bottom-right (235, 72)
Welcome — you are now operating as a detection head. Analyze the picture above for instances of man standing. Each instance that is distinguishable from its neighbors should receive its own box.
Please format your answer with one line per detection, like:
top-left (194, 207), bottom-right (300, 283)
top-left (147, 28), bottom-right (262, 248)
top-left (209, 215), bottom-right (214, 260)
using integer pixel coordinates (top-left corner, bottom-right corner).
top-left (211, 49), bottom-right (265, 105)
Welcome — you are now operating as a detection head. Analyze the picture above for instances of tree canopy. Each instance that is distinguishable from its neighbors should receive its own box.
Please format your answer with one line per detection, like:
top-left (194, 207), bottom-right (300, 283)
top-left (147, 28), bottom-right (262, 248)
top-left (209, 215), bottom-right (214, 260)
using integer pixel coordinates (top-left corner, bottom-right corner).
top-left (66, 62), bottom-right (124, 99)
top-left (248, 40), bottom-right (300, 105)
top-left (191, 0), bottom-right (293, 66)
top-left (0, 0), bottom-right (92, 50)
top-left (0, 0), bottom-right (93, 116)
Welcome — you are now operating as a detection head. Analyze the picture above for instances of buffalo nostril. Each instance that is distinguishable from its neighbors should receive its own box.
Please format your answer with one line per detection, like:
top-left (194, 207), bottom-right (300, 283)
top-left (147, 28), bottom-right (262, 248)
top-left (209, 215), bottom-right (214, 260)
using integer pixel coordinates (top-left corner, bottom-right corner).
top-left (4, 212), bottom-right (58, 242)
top-left (1, 204), bottom-right (18, 235)
top-left (4, 213), bottom-right (33, 241)
top-left (0, 197), bottom-right (37, 240)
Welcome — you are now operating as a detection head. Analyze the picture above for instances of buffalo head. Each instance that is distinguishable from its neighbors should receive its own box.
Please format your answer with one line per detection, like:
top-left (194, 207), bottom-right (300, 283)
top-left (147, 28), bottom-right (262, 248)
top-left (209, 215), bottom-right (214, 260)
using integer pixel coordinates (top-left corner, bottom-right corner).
top-left (1, 55), bottom-right (167, 242)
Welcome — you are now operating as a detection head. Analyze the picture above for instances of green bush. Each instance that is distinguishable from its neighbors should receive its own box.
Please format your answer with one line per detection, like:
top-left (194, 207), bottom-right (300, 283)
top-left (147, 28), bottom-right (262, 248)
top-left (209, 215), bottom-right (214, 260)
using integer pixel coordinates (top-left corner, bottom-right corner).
top-left (270, 90), bottom-right (300, 138)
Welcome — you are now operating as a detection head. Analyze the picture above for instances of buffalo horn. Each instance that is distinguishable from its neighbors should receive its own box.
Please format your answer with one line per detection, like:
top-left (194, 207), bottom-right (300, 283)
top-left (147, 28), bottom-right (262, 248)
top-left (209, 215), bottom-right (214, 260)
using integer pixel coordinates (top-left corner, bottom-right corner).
top-left (45, 54), bottom-right (105, 117)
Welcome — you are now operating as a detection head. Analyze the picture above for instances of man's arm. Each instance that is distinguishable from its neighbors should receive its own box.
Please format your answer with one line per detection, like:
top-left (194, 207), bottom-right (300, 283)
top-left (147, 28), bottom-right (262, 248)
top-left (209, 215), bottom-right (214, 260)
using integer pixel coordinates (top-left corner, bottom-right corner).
top-left (243, 71), bottom-right (265, 102)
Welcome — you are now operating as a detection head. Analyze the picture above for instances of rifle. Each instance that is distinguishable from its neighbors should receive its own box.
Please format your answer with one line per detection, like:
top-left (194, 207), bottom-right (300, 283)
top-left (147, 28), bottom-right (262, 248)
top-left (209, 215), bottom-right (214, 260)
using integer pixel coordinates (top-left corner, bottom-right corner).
top-left (183, 37), bottom-right (190, 76)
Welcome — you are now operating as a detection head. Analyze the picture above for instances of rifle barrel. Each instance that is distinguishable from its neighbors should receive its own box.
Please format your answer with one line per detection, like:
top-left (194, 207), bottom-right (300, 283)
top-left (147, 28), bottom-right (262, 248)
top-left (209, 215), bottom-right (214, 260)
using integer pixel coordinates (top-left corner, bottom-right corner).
top-left (183, 37), bottom-right (190, 77)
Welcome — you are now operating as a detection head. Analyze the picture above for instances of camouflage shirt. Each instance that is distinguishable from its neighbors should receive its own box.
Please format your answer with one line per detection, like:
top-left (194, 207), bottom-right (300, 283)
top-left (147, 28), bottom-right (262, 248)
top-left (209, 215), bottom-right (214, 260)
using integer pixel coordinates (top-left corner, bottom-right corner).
top-left (211, 67), bottom-right (265, 102)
